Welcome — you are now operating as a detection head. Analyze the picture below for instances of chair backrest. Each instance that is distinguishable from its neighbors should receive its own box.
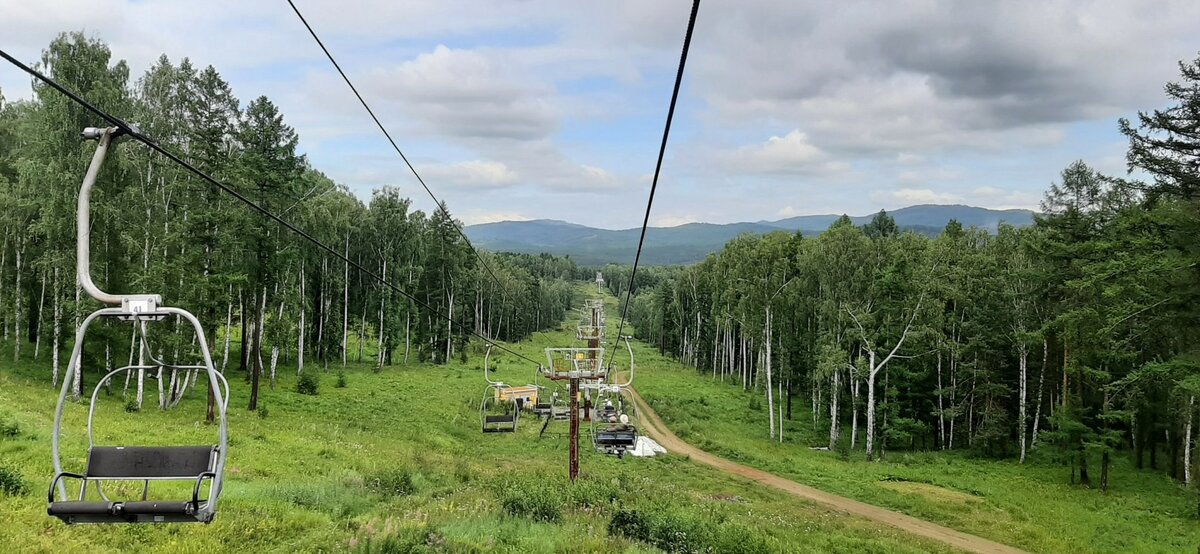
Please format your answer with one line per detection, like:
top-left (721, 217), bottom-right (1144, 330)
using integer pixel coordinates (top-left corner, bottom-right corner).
top-left (86, 446), bottom-right (216, 479)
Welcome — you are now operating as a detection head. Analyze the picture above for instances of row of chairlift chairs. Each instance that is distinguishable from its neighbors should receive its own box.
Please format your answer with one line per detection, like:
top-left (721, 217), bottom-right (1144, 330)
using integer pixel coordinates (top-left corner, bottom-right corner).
top-left (479, 302), bottom-right (640, 458)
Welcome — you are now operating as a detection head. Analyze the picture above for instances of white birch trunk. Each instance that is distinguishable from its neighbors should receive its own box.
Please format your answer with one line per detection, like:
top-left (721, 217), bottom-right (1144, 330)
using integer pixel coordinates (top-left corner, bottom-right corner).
top-left (446, 289), bottom-right (454, 362)
top-left (937, 349), bottom-right (945, 449)
top-left (1031, 337), bottom-right (1048, 450)
top-left (52, 280), bottom-right (62, 387)
top-left (270, 346), bottom-right (279, 388)
top-left (765, 307), bottom-right (775, 439)
top-left (222, 290), bottom-right (233, 373)
top-left (34, 273), bottom-right (45, 359)
top-left (1018, 344), bottom-right (1029, 463)
top-left (829, 369), bottom-right (840, 450)
top-left (1185, 395), bottom-right (1195, 487)
top-left (851, 366), bottom-right (860, 450)
top-left (13, 244), bottom-right (22, 361)
top-left (403, 310), bottom-right (411, 365)
top-left (257, 288), bottom-right (267, 374)
top-left (298, 266), bottom-right (306, 375)
top-left (866, 351), bottom-right (878, 460)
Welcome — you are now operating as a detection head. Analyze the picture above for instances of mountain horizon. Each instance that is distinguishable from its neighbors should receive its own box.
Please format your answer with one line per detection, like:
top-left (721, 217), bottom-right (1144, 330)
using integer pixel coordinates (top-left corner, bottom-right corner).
top-left (464, 203), bottom-right (1036, 266)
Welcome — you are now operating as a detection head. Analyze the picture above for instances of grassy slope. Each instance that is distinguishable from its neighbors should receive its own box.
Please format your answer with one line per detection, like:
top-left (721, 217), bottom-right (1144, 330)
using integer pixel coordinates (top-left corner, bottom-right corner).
top-left (631, 336), bottom-right (1200, 553)
top-left (0, 322), bottom-right (953, 553)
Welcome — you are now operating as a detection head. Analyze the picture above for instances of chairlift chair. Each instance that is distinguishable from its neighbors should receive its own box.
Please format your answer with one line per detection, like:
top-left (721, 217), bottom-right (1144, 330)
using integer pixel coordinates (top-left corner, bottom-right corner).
top-left (479, 345), bottom-right (519, 433)
top-left (49, 127), bottom-right (229, 524)
top-left (589, 337), bottom-right (638, 458)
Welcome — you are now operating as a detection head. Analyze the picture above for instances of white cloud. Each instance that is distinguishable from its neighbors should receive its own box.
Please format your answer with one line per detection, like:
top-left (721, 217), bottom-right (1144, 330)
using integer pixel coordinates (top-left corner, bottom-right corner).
top-left (3, 0), bottom-right (1198, 227)
top-left (873, 188), bottom-right (963, 205)
top-left (652, 214), bottom-right (699, 227)
top-left (422, 160), bottom-right (519, 190)
top-left (367, 45), bottom-right (558, 142)
top-left (725, 130), bottom-right (847, 175)
top-left (457, 211), bottom-right (531, 225)
top-left (966, 187), bottom-right (1041, 210)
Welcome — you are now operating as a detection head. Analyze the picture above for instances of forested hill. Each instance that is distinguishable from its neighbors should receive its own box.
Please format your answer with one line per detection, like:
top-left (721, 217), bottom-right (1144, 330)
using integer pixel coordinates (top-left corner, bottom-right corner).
top-left (464, 204), bottom-right (1035, 265)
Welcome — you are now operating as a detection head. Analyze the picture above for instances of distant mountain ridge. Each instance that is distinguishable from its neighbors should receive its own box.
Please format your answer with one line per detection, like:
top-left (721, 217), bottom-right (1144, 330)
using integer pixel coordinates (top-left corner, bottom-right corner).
top-left (465, 204), bottom-right (1035, 266)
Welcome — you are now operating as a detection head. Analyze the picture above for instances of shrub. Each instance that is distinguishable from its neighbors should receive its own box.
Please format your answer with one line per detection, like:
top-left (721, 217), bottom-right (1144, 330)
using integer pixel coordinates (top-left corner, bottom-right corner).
top-left (0, 465), bottom-right (27, 496)
top-left (0, 413), bottom-right (20, 438)
top-left (747, 395), bottom-right (762, 411)
top-left (367, 468), bottom-right (416, 497)
top-left (608, 504), bottom-right (770, 554)
top-left (124, 399), bottom-right (140, 413)
top-left (569, 477), bottom-right (621, 509)
top-left (608, 509), bottom-right (653, 543)
top-left (297, 372), bottom-right (320, 395)
top-left (336, 371), bottom-right (348, 388)
top-left (258, 405), bottom-right (270, 419)
top-left (500, 483), bottom-right (562, 522)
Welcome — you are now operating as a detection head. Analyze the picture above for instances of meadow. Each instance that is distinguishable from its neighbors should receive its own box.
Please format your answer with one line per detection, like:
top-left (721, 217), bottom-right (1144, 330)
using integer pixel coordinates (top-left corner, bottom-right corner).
top-left (632, 339), bottom-right (1200, 553)
top-left (0, 320), bottom-right (953, 554)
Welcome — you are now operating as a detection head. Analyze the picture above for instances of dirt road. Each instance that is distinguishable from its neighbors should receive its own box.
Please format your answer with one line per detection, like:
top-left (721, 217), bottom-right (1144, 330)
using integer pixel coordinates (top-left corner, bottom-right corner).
top-left (628, 386), bottom-right (1028, 554)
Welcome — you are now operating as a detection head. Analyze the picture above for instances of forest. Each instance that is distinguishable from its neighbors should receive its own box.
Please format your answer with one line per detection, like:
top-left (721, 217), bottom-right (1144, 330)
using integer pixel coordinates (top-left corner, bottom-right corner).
top-left (0, 33), bottom-right (582, 412)
top-left (621, 54), bottom-right (1200, 495)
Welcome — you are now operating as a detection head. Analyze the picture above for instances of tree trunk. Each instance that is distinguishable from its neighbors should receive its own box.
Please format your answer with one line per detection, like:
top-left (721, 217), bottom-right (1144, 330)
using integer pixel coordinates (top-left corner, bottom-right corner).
top-left (221, 289), bottom-right (233, 372)
top-left (851, 364), bottom-right (861, 450)
top-left (342, 233), bottom-right (349, 366)
top-left (13, 244), bottom-right (22, 362)
top-left (248, 290), bottom-right (264, 411)
top-left (765, 307), bottom-right (775, 439)
top-left (937, 349), bottom-right (945, 449)
top-left (866, 351), bottom-right (878, 461)
top-left (298, 266), bottom-right (306, 375)
top-left (1019, 344), bottom-right (1029, 463)
top-left (51, 272), bottom-right (62, 388)
top-left (829, 369), bottom-right (840, 450)
top-left (403, 309), bottom-right (411, 365)
top-left (34, 273), bottom-right (45, 359)
top-left (239, 290), bottom-right (249, 372)
top-left (1185, 395), bottom-right (1195, 487)
top-left (1032, 337), bottom-right (1047, 450)
top-left (446, 288), bottom-right (454, 363)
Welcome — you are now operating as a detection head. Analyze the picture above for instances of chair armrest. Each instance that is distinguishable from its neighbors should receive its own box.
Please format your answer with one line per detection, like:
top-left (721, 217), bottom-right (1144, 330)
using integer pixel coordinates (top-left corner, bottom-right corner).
top-left (48, 472), bottom-right (85, 503)
top-left (192, 472), bottom-right (217, 509)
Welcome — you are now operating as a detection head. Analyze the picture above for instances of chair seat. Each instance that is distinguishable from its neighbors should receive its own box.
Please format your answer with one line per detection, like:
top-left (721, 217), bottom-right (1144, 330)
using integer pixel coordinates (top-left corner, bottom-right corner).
top-left (49, 501), bottom-right (114, 516)
top-left (123, 501), bottom-right (196, 515)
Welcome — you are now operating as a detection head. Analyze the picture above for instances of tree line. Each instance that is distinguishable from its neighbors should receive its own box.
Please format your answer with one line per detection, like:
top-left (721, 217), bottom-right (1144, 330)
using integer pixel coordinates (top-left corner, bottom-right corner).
top-left (621, 53), bottom-right (1200, 493)
top-left (0, 33), bottom-right (579, 412)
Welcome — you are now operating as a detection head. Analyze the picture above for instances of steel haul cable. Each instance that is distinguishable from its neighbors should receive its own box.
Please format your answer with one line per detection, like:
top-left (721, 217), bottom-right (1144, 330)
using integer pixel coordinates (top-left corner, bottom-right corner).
top-left (606, 0), bottom-right (702, 373)
top-left (0, 47), bottom-right (544, 369)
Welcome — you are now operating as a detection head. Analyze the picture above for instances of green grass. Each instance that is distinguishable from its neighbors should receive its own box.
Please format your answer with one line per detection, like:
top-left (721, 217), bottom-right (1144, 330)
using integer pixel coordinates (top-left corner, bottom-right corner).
top-left (631, 334), bottom-right (1200, 553)
top-left (0, 315), bottom-right (955, 553)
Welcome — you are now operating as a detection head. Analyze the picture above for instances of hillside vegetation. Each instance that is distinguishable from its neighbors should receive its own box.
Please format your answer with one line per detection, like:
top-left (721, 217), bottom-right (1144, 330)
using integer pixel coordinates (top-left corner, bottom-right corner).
top-left (0, 326), bottom-right (955, 554)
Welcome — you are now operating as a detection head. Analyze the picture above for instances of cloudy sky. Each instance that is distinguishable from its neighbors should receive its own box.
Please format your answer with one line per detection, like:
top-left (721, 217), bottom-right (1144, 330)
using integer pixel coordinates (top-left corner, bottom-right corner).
top-left (3, 0), bottom-right (1199, 229)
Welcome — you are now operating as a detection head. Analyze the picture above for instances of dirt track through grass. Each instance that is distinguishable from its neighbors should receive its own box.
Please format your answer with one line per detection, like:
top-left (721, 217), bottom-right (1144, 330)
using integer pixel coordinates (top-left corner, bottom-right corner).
top-left (627, 385), bottom-right (1028, 554)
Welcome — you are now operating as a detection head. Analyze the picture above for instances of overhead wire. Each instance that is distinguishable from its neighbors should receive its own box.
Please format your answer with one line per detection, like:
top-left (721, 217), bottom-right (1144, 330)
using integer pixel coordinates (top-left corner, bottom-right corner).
top-left (0, 47), bottom-right (544, 369)
top-left (284, 0), bottom-right (512, 306)
top-left (606, 0), bottom-right (701, 373)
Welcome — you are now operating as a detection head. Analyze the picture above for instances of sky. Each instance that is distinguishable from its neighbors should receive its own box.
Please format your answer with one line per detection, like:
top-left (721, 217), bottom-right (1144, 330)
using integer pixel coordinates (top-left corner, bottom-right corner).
top-left (2, 0), bottom-right (1199, 229)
